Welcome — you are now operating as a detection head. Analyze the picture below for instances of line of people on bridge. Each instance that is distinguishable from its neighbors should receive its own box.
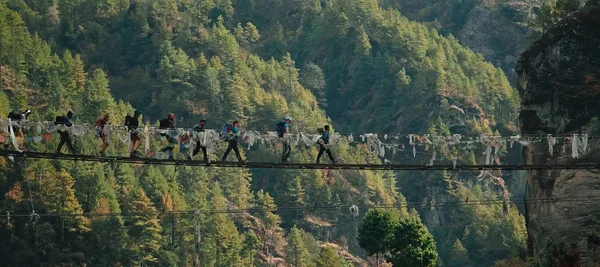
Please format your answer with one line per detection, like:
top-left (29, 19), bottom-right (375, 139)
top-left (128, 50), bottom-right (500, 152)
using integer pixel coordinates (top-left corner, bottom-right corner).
top-left (5, 109), bottom-right (336, 164)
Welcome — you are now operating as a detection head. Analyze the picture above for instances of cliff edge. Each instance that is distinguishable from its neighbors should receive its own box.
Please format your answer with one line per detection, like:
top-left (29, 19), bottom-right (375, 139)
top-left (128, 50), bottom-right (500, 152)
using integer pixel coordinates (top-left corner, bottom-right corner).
top-left (517, 0), bottom-right (600, 264)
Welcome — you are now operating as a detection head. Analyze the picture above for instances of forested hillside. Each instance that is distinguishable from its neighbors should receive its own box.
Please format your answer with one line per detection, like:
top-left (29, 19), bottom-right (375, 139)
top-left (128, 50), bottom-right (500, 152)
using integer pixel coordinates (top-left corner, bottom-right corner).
top-left (1, 0), bottom-right (529, 266)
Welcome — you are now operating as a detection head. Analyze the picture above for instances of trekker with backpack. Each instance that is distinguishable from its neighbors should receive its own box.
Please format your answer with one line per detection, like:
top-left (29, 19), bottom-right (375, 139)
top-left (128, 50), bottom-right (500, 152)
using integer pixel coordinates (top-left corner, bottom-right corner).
top-left (125, 111), bottom-right (142, 157)
top-left (277, 116), bottom-right (292, 163)
top-left (95, 114), bottom-right (110, 156)
top-left (55, 111), bottom-right (75, 154)
top-left (189, 119), bottom-right (209, 163)
top-left (6, 109), bottom-right (31, 150)
top-left (221, 120), bottom-right (244, 162)
top-left (316, 125), bottom-right (336, 164)
top-left (159, 113), bottom-right (177, 160)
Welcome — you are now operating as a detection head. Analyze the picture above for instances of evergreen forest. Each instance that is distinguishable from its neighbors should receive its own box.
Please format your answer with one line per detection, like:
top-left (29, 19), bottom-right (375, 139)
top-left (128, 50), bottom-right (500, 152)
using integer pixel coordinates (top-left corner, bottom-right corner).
top-left (0, 0), bottom-right (584, 266)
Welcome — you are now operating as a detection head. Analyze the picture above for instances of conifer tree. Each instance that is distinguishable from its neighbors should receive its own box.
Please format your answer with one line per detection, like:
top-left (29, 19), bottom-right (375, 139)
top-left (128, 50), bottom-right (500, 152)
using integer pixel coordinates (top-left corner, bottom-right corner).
top-left (286, 225), bottom-right (310, 267)
top-left (255, 189), bottom-right (281, 228)
top-left (127, 189), bottom-right (162, 264)
top-left (81, 69), bottom-right (114, 121)
top-left (317, 247), bottom-right (348, 267)
top-left (388, 213), bottom-right (438, 267)
top-left (357, 208), bottom-right (396, 266)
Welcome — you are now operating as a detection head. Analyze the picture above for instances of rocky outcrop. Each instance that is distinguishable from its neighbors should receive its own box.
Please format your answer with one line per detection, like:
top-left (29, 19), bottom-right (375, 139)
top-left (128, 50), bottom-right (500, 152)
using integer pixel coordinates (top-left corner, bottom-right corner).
top-left (459, 7), bottom-right (530, 83)
top-left (517, 0), bottom-right (600, 264)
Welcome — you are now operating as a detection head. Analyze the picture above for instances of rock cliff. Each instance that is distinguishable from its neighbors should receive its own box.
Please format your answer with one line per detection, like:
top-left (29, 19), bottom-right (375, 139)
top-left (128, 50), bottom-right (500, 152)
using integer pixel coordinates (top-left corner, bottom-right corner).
top-left (459, 6), bottom-right (530, 83)
top-left (517, 0), bottom-right (600, 264)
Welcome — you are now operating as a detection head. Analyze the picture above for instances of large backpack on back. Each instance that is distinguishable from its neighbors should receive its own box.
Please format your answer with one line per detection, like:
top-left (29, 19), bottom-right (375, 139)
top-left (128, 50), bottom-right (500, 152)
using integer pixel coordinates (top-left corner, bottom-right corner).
top-left (220, 123), bottom-right (233, 140)
top-left (159, 118), bottom-right (171, 129)
top-left (8, 111), bottom-right (22, 120)
top-left (276, 121), bottom-right (285, 137)
top-left (124, 115), bottom-right (132, 127)
top-left (54, 116), bottom-right (65, 125)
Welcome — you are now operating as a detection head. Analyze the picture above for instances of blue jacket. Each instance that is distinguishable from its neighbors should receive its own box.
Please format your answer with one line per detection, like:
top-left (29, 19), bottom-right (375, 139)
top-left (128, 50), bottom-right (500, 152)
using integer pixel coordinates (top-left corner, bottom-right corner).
top-left (322, 131), bottom-right (330, 144)
top-left (62, 117), bottom-right (73, 127)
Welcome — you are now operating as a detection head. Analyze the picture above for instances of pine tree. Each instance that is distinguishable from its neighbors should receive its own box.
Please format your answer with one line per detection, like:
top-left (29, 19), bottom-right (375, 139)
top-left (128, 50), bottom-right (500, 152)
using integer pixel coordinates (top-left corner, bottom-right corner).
top-left (127, 189), bottom-right (162, 264)
top-left (81, 69), bottom-right (114, 121)
top-left (317, 247), bottom-right (348, 267)
top-left (255, 189), bottom-right (281, 228)
top-left (242, 231), bottom-right (261, 266)
top-left (299, 63), bottom-right (326, 107)
top-left (357, 208), bottom-right (397, 266)
top-left (204, 182), bottom-right (243, 266)
top-left (39, 168), bottom-right (90, 233)
top-left (218, 168), bottom-right (253, 209)
top-left (449, 239), bottom-right (471, 267)
top-left (388, 212), bottom-right (438, 267)
top-left (287, 175), bottom-right (306, 206)
top-left (87, 198), bottom-right (129, 266)
top-left (286, 225), bottom-right (310, 267)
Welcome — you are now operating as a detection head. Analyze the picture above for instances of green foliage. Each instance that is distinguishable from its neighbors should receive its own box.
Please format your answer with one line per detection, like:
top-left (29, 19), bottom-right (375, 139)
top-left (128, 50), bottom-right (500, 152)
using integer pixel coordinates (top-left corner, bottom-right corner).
top-left (316, 246), bottom-right (349, 267)
top-left (0, 0), bottom-right (530, 266)
top-left (255, 189), bottom-right (281, 228)
top-left (127, 189), bottom-right (162, 264)
top-left (286, 225), bottom-right (311, 267)
top-left (527, 0), bottom-right (582, 37)
top-left (357, 208), bottom-right (397, 257)
top-left (358, 208), bottom-right (437, 266)
top-left (300, 63), bottom-right (327, 108)
top-left (388, 213), bottom-right (438, 267)
top-left (81, 69), bottom-right (114, 121)
top-left (448, 239), bottom-right (472, 266)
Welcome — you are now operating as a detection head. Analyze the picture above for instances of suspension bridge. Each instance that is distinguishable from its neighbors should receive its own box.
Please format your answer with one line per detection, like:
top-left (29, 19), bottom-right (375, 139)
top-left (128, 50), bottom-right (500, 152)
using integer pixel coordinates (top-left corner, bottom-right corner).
top-left (1, 151), bottom-right (599, 170)
top-left (2, 119), bottom-right (597, 170)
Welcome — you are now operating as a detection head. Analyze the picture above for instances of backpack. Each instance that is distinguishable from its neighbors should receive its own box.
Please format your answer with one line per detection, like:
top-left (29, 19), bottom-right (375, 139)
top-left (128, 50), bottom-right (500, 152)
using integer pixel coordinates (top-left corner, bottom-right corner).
top-left (159, 118), bottom-right (171, 129)
top-left (276, 121), bottom-right (286, 137)
top-left (8, 111), bottom-right (22, 120)
top-left (124, 115), bottom-right (132, 126)
top-left (220, 123), bottom-right (233, 140)
top-left (193, 125), bottom-right (204, 132)
top-left (54, 116), bottom-right (65, 125)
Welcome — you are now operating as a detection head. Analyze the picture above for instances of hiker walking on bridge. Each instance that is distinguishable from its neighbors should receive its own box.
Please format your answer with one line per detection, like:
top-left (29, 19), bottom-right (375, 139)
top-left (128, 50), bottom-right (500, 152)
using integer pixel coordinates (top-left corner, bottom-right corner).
top-left (7, 109), bottom-right (31, 150)
top-left (55, 111), bottom-right (75, 154)
top-left (190, 119), bottom-right (209, 163)
top-left (316, 125), bottom-right (336, 164)
top-left (125, 111), bottom-right (141, 157)
top-left (159, 113), bottom-right (177, 160)
top-left (278, 116), bottom-right (292, 163)
top-left (95, 114), bottom-right (110, 156)
top-left (221, 120), bottom-right (244, 163)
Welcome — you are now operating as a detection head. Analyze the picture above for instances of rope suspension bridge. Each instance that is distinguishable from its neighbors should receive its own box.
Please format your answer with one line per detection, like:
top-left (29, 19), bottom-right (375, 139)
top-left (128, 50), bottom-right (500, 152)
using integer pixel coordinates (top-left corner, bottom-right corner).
top-left (1, 119), bottom-right (598, 170)
top-left (3, 118), bottom-right (599, 239)
top-left (1, 150), bottom-right (599, 170)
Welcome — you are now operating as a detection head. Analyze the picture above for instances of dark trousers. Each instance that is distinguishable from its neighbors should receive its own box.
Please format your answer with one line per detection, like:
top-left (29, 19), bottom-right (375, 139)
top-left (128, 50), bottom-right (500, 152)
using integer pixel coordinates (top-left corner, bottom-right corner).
top-left (193, 141), bottom-right (209, 162)
top-left (57, 131), bottom-right (75, 153)
top-left (282, 143), bottom-right (291, 162)
top-left (222, 140), bottom-right (242, 162)
top-left (317, 145), bottom-right (335, 163)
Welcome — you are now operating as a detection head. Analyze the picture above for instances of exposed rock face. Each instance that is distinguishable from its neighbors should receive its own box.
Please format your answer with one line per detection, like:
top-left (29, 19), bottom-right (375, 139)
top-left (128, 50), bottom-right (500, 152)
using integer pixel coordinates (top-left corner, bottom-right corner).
top-left (459, 7), bottom-right (530, 83)
top-left (517, 0), bottom-right (600, 264)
